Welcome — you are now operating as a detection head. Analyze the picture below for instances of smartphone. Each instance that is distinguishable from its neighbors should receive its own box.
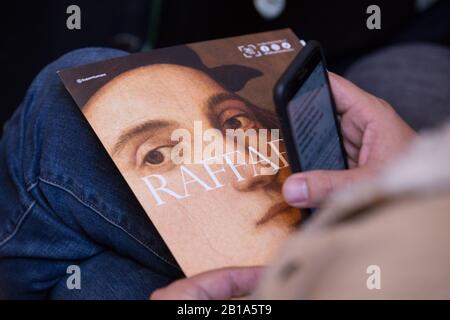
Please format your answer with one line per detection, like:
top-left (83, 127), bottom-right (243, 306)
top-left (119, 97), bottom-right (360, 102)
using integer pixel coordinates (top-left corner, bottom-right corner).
top-left (274, 41), bottom-right (348, 206)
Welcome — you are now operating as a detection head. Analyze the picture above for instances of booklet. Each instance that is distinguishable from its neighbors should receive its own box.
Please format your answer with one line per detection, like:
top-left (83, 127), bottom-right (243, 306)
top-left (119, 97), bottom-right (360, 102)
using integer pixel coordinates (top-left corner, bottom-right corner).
top-left (59, 29), bottom-right (304, 276)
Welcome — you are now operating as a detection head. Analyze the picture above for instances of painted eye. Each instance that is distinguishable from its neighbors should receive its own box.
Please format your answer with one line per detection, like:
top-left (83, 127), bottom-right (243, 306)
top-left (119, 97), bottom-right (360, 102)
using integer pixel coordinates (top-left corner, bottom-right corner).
top-left (143, 146), bottom-right (172, 165)
top-left (223, 115), bottom-right (252, 130)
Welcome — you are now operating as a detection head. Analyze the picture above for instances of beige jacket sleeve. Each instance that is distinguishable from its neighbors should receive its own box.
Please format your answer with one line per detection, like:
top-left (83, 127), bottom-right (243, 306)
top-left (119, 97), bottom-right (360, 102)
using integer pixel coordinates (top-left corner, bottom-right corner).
top-left (253, 123), bottom-right (450, 299)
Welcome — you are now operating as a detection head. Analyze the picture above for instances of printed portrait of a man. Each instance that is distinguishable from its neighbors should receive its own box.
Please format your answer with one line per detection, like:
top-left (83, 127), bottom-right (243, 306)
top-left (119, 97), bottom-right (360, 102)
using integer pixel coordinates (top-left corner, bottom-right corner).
top-left (60, 31), bottom-right (303, 275)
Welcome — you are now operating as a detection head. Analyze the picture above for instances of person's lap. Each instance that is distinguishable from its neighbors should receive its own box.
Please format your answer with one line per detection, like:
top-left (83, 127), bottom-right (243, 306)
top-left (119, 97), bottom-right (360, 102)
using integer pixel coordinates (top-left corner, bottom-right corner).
top-left (0, 42), bottom-right (448, 299)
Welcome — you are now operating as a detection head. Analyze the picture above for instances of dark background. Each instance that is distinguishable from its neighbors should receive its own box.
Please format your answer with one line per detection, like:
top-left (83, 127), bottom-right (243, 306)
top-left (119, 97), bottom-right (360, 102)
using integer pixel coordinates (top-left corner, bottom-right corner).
top-left (1, 0), bottom-right (450, 131)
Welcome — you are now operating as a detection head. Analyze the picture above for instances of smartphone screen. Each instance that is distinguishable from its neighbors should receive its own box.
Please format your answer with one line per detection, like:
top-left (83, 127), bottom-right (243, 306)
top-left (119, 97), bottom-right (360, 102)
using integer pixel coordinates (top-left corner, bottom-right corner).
top-left (286, 61), bottom-right (346, 171)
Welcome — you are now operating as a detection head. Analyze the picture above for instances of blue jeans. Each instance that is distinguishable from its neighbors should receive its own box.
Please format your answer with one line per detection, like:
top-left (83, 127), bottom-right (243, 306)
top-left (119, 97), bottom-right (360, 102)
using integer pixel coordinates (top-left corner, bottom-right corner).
top-left (1, 44), bottom-right (449, 299)
top-left (0, 48), bottom-right (183, 299)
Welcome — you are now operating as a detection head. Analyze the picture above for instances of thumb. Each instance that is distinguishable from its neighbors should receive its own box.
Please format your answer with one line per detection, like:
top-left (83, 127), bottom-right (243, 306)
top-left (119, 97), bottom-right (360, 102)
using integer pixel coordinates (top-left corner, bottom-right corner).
top-left (282, 168), bottom-right (372, 208)
top-left (150, 267), bottom-right (264, 300)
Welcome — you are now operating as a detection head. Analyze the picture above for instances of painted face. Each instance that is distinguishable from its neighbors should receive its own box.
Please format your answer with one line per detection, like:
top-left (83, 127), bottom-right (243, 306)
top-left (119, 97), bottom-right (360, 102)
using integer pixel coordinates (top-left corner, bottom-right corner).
top-left (83, 64), bottom-right (300, 274)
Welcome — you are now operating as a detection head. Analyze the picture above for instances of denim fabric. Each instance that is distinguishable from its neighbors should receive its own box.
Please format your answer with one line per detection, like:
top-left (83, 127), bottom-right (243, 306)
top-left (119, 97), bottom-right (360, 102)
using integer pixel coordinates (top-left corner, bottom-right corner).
top-left (0, 48), bottom-right (183, 300)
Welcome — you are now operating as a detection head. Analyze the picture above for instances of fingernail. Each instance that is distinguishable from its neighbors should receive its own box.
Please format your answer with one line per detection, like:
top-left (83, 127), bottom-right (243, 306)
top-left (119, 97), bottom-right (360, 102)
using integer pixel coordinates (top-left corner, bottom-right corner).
top-left (283, 176), bottom-right (309, 205)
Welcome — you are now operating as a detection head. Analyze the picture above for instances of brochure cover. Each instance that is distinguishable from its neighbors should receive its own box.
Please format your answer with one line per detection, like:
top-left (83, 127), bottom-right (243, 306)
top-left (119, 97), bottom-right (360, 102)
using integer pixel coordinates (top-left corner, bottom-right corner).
top-left (59, 29), bottom-right (304, 276)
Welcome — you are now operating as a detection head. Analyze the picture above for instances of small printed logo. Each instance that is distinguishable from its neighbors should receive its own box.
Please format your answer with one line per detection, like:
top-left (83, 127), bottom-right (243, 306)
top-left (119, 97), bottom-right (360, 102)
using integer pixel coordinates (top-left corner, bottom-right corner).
top-left (237, 44), bottom-right (263, 59)
top-left (238, 39), bottom-right (294, 59)
top-left (260, 45), bottom-right (270, 53)
top-left (366, 265), bottom-right (381, 290)
top-left (270, 43), bottom-right (281, 51)
top-left (281, 42), bottom-right (292, 49)
top-left (66, 265), bottom-right (81, 290)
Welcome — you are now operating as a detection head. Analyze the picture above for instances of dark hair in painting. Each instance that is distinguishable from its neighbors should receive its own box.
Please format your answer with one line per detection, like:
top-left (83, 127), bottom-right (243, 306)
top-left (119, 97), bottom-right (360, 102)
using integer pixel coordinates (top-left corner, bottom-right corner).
top-left (74, 45), bottom-right (265, 108)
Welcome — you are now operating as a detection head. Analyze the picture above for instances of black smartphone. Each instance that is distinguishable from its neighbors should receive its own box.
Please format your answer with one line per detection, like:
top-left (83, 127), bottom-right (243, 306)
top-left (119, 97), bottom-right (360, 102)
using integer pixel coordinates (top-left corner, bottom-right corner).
top-left (274, 41), bottom-right (348, 207)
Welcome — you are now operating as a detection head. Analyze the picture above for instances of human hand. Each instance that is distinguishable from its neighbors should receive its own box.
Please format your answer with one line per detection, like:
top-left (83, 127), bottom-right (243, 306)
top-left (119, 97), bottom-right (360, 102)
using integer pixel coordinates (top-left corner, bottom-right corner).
top-left (283, 72), bottom-right (416, 208)
top-left (150, 266), bottom-right (264, 300)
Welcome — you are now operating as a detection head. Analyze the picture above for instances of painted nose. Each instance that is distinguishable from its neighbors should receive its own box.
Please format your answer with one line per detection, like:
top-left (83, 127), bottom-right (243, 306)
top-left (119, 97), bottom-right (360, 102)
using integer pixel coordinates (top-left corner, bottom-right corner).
top-left (231, 162), bottom-right (278, 192)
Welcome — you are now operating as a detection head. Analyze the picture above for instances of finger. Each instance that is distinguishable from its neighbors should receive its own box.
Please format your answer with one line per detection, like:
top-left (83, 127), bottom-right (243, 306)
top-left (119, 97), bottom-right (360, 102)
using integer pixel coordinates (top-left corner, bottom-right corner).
top-left (343, 139), bottom-right (360, 163)
top-left (151, 266), bottom-right (264, 300)
top-left (328, 72), bottom-right (375, 115)
top-left (282, 168), bottom-right (373, 208)
top-left (347, 157), bottom-right (358, 169)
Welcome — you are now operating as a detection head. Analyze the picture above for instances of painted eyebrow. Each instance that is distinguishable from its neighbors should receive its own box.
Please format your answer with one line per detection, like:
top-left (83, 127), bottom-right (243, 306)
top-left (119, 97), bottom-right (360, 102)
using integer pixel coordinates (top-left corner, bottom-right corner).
top-left (207, 92), bottom-right (247, 112)
top-left (111, 120), bottom-right (172, 156)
